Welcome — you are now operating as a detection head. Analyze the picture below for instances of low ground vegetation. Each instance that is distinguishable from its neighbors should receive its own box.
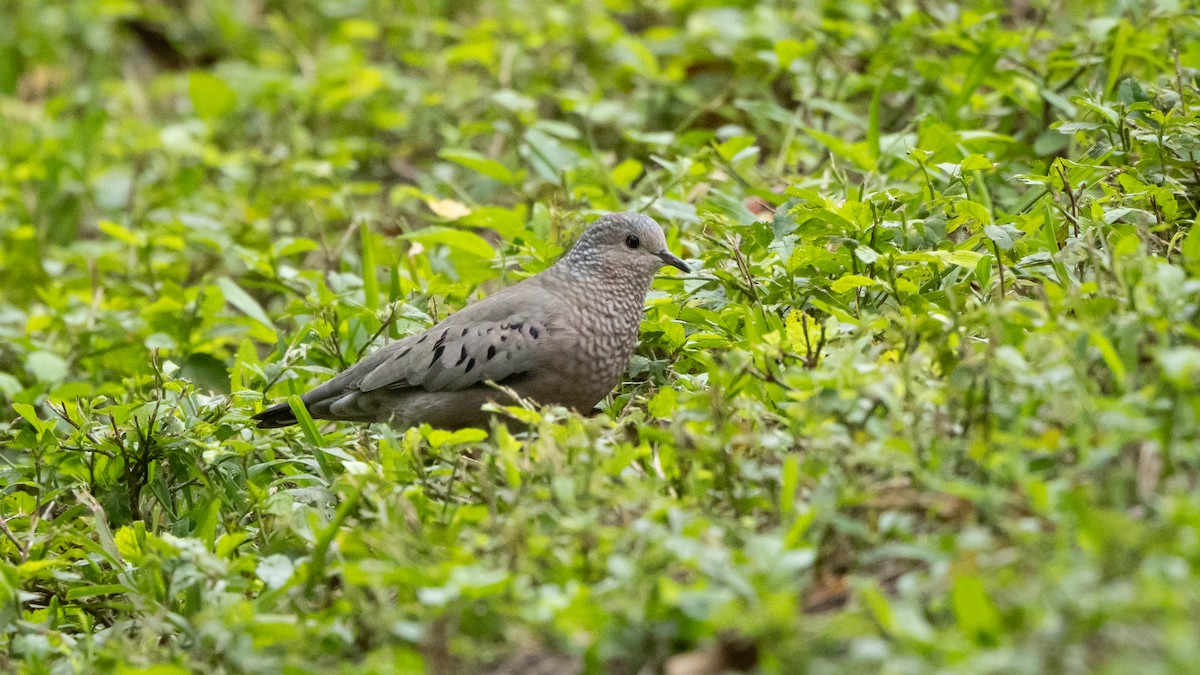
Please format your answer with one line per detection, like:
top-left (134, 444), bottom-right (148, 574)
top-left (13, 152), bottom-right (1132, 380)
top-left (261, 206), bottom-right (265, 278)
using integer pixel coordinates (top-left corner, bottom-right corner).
top-left (2, 1), bottom-right (1200, 672)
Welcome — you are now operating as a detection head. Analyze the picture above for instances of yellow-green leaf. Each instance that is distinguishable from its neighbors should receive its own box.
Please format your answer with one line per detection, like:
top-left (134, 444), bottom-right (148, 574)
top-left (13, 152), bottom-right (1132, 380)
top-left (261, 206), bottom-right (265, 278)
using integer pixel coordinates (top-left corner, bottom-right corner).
top-left (439, 149), bottom-right (517, 184)
top-left (785, 311), bottom-right (822, 353)
top-left (961, 154), bottom-right (995, 171)
top-left (403, 226), bottom-right (495, 259)
top-left (1090, 331), bottom-right (1126, 389)
top-left (216, 277), bottom-right (275, 334)
top-left (425, 199), bottom-right (473, 221)
top-left (896, 250), bottom-right (985, 268)
top-left (952, 575), bottom-right (1001, 642)
top-left (647, 387), bottom-right (677, 419)
top-left (830, 274), bottom-right (880, 294)
top-left (187, 72), bottom-right (237, 120)
top-left (98, 219), bottom-right (144, 246)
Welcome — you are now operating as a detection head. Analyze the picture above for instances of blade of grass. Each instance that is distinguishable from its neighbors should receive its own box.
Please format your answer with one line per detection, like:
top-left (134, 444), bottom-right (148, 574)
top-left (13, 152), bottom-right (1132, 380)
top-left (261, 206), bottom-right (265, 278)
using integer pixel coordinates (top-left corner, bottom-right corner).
top-left (360, 218), bottom-right (379, 313)
top-left (289, 396), bottom-right (332, 481)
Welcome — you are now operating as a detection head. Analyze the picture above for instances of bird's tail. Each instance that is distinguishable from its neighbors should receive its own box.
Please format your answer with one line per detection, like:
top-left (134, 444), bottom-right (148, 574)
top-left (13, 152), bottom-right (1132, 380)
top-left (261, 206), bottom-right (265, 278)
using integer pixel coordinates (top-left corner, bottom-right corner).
top-left (251, 401), bottom-right (298, 428)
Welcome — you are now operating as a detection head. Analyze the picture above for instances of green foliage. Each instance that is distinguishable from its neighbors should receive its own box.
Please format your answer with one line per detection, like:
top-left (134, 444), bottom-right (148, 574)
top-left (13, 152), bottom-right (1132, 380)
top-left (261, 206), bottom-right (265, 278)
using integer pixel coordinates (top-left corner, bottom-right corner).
top-left (2, 1), bottom-right (1200, 672)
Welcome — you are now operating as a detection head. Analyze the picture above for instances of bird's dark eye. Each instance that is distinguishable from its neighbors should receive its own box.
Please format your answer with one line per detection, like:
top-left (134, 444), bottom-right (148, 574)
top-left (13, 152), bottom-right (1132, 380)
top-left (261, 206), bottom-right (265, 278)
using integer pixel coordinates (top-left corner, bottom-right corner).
top-left (625, 234), bottom-right (640, 249)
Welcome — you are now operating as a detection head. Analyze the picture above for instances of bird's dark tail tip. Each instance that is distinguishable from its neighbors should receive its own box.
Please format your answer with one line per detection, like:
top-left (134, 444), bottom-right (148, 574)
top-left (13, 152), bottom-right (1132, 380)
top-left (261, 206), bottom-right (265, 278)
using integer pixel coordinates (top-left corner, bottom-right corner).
top-left (251, 402), bottom-right (297, 428)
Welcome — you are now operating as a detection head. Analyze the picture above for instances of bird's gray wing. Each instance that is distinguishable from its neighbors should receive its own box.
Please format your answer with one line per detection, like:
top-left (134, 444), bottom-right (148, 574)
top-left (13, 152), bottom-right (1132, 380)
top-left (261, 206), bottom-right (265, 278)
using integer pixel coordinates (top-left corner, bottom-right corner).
top-left (354, 312), bottom-right (549, 393)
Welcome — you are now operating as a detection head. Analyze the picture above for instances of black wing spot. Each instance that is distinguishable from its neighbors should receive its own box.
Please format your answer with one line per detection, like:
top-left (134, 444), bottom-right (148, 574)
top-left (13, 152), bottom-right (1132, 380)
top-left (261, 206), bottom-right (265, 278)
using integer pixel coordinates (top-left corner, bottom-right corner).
top-left (510, 321), bottom-right (524, 332)
top-left (430, 344), bottom-right (445, 366)
top-left (393, 347), bottom-right (411, 361)
top-left (530, 326), bottom-right (540, 339)
top-left (464, 358), bottom-right (476, 373)
top-left (417, 334), bottom-right (428, 344)
top-left (455, 345), bottom-right (468, 365)
top-left (501, 335), bottom-right (507, 342)
top-left (487, 345), bottom-right (496, 360)
top-left (461, 328), bottom-right (469, 336)
top-left (434, 329), bottom-right (449, 348)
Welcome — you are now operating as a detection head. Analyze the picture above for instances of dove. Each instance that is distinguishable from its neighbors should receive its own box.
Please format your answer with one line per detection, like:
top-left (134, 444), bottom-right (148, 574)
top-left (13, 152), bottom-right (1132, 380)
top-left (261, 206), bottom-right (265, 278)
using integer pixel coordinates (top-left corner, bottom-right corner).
top-left (252, 212), bottom-right (690, 429)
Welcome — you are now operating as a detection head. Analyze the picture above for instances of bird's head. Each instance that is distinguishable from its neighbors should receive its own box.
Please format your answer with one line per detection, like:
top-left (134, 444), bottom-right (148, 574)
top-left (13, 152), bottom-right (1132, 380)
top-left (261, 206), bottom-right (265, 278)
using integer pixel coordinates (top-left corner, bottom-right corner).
top-left (564, 212), bottom-right (690, 280)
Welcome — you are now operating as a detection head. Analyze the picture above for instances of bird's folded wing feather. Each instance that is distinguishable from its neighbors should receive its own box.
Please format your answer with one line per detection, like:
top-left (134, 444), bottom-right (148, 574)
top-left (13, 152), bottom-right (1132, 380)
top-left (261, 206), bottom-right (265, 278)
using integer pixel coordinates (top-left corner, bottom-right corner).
top-left (354, 313), bottom-right (548, 393)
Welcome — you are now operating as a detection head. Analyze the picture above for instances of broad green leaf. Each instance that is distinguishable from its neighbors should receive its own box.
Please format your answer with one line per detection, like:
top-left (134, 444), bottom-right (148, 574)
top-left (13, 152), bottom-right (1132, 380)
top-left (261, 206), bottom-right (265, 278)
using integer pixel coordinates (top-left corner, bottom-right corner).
top-left (830, 274), bottom-right (880, 293)
top-left (403, 226), bottom-right (495, 259)
top-left (496, 424), bottom-right (523, 489)
top-left (896, 250), bottom-right (986, 268)
top-left (1158, 347), bottom-right (1200, 388)
top-left (428, 428), bottom-right (489, 447)
top-left (974, 255), bottom-right (993, 288)
top-left (187, 72), bottom-right (237, 119)
top-left (275, 237), bottom-right (320, 258)
top-left (951, 200), bottom-right (992, 230)
top-left (180, 353), bottom-right (231, 393)
top-left (984, 225), bottom-right (1015, 251)
top-left (524, 127), bottom-right (580, 182)
top-left (859, 583), bottom-right (897, 635)
top-left (26, 351), bottom-right (67, 383)
top-left (774, 38), bottom-right (816, 68)
top-left (961, 154), bottom-right (995, 171)
top-left (230, 339), bottom-right (257, 392)
top-left (13, 403), bottom-right (53, 433)
top-left (97, 219), bottom-right (144, 246)
top-left (715, 136), bottom-right (756, 162)
top-left (1182, 215), bottom-right (1200, 265)
top-left (462, 205), bottom-right (528, 239)
top-left (613, 36), bottom-right (659, 78)
top-left (190, 498), bottom-right (221, 549)
top-left (439, 149), bottom-right (517, 184)
top-left (785, 311), bottom-right (822, 352)
top-left (854, 246), bottom-right (880, 265)
top-left (216, 277), bottom-right (275, 333)
top-left (426, 198), bottom-right (473, 221)
top-left (804, 127), bottom-right (875, 171)
top-left (1090, 331), bottom-right (1127, 389)
top-left (257, 554), bottom-right (297, 590)
top-left (610, 158), bottom-right (644, 189)
top-left (0, 373), bottom-right (22, 397)
top-left (952, 575), bottom-right (1001, 642)
top-left (647, 386), bottom-right (677, 419)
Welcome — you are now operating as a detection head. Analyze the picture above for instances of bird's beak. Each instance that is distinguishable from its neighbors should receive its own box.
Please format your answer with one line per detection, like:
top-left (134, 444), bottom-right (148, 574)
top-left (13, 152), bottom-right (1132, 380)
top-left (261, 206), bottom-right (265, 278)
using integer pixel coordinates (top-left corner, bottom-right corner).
top-left (658, 251), bottom-right (691, 273)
